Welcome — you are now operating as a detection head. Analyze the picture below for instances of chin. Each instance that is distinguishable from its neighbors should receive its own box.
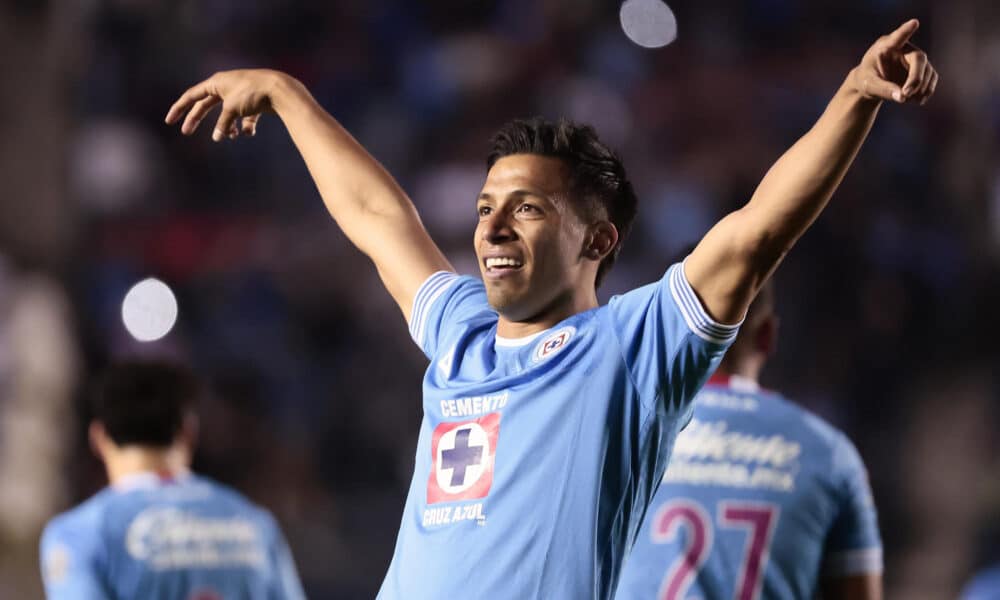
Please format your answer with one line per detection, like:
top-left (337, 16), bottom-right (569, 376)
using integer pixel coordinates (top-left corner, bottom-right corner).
top-left (485, 288), bottom-right (530, 320)
top-left (485, 288), bottom-right (515, 312)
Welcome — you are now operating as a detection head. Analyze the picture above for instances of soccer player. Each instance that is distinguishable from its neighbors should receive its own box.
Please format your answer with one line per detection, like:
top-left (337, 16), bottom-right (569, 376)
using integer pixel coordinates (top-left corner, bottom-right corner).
top-left (165, 19), bottom-right (936, 600)
top-left (614, 277), bottom-right (883, 600)
top-left (40, 361), bottom-right (306, 600)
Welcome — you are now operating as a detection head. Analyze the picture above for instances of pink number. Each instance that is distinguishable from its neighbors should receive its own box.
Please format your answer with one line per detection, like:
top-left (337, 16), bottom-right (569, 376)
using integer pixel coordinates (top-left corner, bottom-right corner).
top-left (650, 500), bottom-right (712, 600)
top-left (719, 502), bottom-right (780, 600)
top-left (652, 500), bottom-right (779, 600)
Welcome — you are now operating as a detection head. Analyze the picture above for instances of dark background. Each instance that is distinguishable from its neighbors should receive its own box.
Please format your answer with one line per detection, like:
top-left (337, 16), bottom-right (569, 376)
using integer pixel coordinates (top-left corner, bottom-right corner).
top-left (0, 0), bottom-right (997, 597)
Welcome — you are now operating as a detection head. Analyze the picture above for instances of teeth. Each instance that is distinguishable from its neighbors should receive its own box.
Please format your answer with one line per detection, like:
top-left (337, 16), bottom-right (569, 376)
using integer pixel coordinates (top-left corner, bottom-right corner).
top-left (486, 257), bottom-right (523, 268)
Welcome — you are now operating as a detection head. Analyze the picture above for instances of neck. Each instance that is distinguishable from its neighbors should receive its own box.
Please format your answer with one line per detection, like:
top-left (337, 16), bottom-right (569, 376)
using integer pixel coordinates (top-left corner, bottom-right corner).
top-left (104, 445), bottom-right (189, 485)
top-left (495, 286), bottom-right (598, 339)
top-left (715, 355), bottom-right (763, 383)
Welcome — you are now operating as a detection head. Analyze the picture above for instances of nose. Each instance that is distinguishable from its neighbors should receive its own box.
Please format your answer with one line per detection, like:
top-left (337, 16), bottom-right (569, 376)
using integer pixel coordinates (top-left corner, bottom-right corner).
top-left (482, 209), bottom-right (516, 244)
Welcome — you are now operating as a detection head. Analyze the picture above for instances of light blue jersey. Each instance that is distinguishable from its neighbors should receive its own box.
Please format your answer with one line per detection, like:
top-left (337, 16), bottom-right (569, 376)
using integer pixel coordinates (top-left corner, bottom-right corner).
top-left (378, 262), bottom-right (739, 600)
top-left (40, 472), bottom-right (305, 600)
top-left (961, 565), bottom-right (1000, 600)
top-left (615, 376), bottom-right (882, 600)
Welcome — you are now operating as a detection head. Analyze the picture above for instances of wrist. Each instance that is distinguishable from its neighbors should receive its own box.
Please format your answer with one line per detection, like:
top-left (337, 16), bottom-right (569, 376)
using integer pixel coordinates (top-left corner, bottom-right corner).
top-left (266, 71), bottom-right (309, 115)
top-left (845, 68), bottom-right (884, 107)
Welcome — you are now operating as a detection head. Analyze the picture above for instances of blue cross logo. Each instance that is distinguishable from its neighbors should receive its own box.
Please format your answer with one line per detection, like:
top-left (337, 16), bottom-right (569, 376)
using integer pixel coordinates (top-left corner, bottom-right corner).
top-left (441, 428), bottom-right (484, 487)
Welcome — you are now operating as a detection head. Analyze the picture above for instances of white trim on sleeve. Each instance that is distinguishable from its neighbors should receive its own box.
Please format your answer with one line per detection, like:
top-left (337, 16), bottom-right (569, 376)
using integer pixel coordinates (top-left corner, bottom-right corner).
top-left (822, 547), bottom-right (884, 577)
top-left (668, 260), bottom-right (741, 344)
top-left (409, 271), bottom-right (459, 348)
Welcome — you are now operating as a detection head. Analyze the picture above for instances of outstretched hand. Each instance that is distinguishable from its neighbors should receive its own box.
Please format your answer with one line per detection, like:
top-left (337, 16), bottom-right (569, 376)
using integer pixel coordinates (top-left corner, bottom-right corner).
top-left (165, 69), bottom-right (288, 141)
top-left (852, 19), bottom-right (938, 105)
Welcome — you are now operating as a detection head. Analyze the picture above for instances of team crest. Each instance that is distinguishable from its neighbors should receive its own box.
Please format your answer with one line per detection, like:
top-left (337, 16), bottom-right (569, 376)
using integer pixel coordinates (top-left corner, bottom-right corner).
top-left (532, 326), bottom-right (576, 363)
top-left (427, 413), bottom-right (500, 504)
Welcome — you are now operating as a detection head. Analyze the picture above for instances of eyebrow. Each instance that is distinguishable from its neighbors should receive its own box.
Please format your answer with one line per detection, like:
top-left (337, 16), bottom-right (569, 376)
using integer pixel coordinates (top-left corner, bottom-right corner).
top-left (478, 189), bottom-right (549, 201)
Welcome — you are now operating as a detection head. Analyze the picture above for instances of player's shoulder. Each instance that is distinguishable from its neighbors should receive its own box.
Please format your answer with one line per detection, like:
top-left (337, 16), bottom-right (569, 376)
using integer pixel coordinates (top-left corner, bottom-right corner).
top-left (418, 272), bottom-right (487, 311)
top-left (758, 393), bottom-right (869, 481)
top-left (759, 390), bottom-right (847, 445)
top-left (40, 494), bottom-right (112, 591)
top-left (192, 475), bottom-right (280, 526)
top-left (702, 385), bottom-right (858, 457)
top-left (192, 475), bottom-right (266, 508)
top-left (44, 488), bottom-right (112, 538)
top-left (411, 272), bottom-right (493, 348)
top-left (445, 275), bottom-right (491, 318)
top-left (41, 487), bottom-right (115, 559)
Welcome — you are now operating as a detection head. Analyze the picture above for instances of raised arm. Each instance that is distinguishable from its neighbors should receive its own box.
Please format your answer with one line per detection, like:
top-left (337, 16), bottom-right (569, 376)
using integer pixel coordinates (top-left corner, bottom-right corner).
top-left (165, 70), bottom-right (453, 322)
top-left (685, 19), bottom-right (937, 323)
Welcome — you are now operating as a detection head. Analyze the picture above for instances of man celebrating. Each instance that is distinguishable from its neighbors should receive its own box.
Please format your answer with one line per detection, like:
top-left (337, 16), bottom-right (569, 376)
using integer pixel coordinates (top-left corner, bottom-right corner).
top-left (40, 362), bottom-right (305, 599)
top-left (165, 19), bottom-right (935, 600)
top-left (614, 278), bottom-right (883, 600)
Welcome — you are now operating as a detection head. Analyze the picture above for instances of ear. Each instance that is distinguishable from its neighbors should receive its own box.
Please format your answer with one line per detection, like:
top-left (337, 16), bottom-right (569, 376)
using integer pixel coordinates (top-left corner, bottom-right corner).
top-left (89, 421), bottom-right (110, 461)
top-left (584, 221), bottom-right (619, 261)
top-left (178, 413), bottom-right (199, 455)
top-left (755, 315), bottom-right (779, 356)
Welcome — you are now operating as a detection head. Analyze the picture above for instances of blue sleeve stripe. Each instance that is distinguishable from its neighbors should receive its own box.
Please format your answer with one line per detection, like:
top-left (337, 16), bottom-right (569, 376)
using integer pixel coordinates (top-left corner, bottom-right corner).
top-left (409, 272), bottom-right (453, 338)
top-left (822, 547), bottom-right (884, 577)
top-left (409, 271), bottom-right (458, 347)
top-left (667, 261), bottom-right (741, 344)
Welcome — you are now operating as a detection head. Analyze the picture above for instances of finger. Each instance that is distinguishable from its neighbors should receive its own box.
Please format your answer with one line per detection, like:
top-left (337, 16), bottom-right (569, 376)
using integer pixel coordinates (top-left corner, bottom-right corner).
top-left (241, 114), bottom-right (260, 137)
top-left (860, 74), bottom-right (904, 103)
top-left (901, 51), bottom-right (929, 98)
top-left (884, 18), bottom-right (920, 49)
top-left (180, 95), bottom-right (221, 135)
top-left (228, 121), bottom-right (240, 139)
top-left (913, 62), bottom-right (934, 101)
top-left (876, 51), bottom-right (893, 80)
top-left (165, 79), bottom-right (214, 125)
top-left (213, 106), bottom-right (239, 142)
top-left (919, 70), bottom-right (939, 106)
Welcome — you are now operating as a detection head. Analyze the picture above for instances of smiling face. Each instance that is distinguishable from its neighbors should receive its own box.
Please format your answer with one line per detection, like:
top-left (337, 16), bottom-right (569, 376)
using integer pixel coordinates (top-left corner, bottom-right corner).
top-left (475, 154), bottom-right (597, 324)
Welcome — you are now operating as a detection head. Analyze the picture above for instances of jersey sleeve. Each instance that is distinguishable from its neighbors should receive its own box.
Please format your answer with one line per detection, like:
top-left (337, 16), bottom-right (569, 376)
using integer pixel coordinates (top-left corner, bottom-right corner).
top-left (608, 260), bottom-right (740, 416)
top-left (40, 518), bottom-right (111, 600)
top-left (821, 434), bottom-right (884, 577)
top-left (407, 272), bottom-right (492, 359)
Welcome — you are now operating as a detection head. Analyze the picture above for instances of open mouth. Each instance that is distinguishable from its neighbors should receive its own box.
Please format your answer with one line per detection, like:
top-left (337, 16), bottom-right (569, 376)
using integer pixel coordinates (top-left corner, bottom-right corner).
top-left (484, 256), bottom-right (524, 276)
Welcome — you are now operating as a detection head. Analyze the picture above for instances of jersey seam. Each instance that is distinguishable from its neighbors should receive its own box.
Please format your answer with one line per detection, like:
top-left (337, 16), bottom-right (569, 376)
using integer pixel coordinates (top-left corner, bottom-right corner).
top-left (607, 308), bottom-right (648, 420)
top-left (602, 307), bottom-right (650, 600)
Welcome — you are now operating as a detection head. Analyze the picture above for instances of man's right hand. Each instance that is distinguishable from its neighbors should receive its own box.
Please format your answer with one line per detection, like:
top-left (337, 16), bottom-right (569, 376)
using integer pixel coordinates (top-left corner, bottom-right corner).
top-left (164, 68), bottom-right (453, 325)
top-left (165, 69), bottom-right (295, 142)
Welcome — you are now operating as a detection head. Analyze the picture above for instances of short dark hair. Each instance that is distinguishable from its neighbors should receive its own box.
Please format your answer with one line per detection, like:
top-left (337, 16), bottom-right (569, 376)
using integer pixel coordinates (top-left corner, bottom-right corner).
top-left (487, 117), bottom-right (638, 287)
top-left (93, 361), bottom-right (200, 447)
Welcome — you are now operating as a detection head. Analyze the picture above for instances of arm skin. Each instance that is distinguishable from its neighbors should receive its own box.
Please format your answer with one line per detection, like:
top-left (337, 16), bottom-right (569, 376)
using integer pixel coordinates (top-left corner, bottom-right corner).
top-left (685, 19), bottom-right (938, 324)
top-left (166, 71), bottom-right (452, 323)
top-left (819, 572), bottom-right (883, 600)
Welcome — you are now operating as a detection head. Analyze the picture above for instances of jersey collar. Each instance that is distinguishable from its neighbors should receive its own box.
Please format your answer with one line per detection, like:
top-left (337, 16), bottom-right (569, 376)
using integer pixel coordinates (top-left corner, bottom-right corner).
top-left (495, 327), bottom-right (549, 348)
top-left (706, 373), bottom-right (760, 392)
top-left (112, 469), bottom-right (191, 492)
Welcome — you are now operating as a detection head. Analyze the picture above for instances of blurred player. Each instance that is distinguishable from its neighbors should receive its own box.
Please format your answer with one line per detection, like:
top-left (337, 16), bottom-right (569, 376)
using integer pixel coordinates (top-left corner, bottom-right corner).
top-left (165, 19), bottom-right (936, 600)
top-left (614, 277), bottom-right (883, 600)
top-left (961, 563), bottom-right (1000, 599)
top-left (40, 361), bottom-right (305, 600)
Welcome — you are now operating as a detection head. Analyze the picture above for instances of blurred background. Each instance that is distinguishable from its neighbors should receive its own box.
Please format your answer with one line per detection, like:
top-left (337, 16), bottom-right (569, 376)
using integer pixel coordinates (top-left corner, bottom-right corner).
top-left (0, 0), bottom-right (997, 597)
